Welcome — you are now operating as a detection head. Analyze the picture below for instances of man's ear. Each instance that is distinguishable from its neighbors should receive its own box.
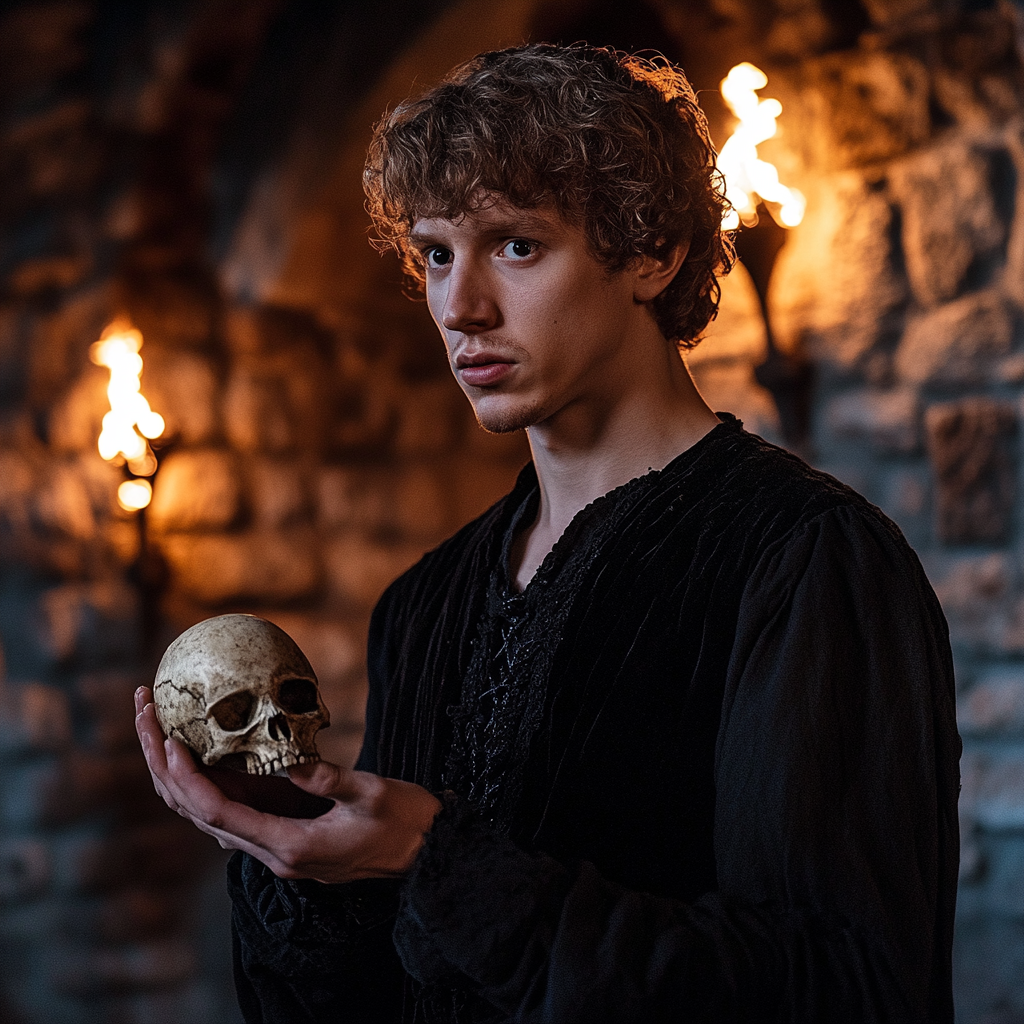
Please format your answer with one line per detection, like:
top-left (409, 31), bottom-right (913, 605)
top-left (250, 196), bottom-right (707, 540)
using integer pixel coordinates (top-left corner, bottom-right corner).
top-left (633, 240), bottom-right (689, 303)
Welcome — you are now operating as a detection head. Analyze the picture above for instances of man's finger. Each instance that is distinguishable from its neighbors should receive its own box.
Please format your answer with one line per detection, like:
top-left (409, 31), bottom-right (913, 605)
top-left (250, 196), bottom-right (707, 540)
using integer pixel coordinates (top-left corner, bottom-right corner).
top-left (286, 760), bottom-right (356, 799)
top-left (161, 737), bottom-right (313, 855)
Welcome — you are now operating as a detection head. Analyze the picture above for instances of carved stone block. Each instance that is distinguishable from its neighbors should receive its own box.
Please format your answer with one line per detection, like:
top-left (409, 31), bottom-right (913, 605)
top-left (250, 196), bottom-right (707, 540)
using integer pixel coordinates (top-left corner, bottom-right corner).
top-left (926, 398), bottom-right (1017, 544)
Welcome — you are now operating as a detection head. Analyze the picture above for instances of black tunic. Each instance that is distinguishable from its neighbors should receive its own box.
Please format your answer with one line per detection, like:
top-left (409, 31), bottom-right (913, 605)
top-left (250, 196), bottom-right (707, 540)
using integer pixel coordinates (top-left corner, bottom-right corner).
top-left (229, 417), bottom-right (961, 1023)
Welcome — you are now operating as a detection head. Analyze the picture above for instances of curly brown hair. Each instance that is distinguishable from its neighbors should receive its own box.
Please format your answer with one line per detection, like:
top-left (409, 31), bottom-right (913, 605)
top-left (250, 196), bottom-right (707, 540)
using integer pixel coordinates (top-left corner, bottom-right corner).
top-left (363, 43), bottom-right (734, 348)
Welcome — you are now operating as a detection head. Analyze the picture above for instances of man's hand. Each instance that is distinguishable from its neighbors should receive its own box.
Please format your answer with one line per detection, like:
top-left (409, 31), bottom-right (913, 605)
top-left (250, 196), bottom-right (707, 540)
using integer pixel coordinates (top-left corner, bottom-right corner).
top-left (134, 686), bottom-right (442, 883)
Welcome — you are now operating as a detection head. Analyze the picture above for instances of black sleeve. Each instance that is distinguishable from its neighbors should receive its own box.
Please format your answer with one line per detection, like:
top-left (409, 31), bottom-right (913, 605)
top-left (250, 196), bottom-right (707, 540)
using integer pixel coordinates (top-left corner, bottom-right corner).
top-left (228, 584), bottom-right (408, 1024)
top-left (394, 508), bottom-right (961, 1023)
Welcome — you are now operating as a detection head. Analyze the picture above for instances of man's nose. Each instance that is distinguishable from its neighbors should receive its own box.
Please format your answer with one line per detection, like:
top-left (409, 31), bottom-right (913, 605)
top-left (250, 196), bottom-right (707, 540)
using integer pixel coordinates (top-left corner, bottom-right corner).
top-left (441, 263), bottom-right (497, 333)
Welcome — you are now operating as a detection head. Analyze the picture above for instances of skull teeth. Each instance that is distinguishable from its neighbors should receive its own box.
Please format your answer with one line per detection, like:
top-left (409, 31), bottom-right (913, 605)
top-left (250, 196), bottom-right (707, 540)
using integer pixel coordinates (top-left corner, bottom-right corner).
top-left (254, 752), bottom-right (320, 776)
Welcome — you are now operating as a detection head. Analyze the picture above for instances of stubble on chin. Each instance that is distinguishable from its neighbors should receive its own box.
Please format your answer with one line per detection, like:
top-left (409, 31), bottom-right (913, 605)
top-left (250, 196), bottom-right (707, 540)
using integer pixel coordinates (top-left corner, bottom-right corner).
top-left (472, 399), bottom-right (543, 435)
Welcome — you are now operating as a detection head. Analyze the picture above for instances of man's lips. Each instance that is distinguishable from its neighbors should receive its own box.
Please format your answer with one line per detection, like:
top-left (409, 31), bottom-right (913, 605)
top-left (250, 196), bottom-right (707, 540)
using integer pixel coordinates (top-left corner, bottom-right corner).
top-left (455, 353), bottom-right (515, 387)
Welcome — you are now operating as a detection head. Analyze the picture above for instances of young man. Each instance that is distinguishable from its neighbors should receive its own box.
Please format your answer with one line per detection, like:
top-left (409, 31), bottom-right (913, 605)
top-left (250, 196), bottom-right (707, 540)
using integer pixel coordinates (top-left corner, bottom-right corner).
top-left (136, 44), bottom-right (961, 1023)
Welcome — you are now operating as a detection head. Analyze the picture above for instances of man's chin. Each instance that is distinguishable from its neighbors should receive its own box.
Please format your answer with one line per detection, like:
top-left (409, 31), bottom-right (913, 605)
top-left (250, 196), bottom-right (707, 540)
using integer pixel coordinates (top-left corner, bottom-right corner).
top-left (472, 400), bottom-right (541, 435)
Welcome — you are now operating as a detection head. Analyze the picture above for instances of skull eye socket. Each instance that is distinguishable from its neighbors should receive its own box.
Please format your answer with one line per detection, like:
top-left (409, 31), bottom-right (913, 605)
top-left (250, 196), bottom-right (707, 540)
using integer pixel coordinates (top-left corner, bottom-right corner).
top-left (277, 678), bottom-right (320, 714)
top-left (210, 691), bottom-right (256, 732)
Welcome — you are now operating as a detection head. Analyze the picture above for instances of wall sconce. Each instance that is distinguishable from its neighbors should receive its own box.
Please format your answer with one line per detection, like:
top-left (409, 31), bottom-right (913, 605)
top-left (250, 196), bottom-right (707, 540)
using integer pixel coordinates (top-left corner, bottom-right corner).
top-left (717, 63), bottom-right (813, 453)
top-left (91, 319), bottom-right (168, 645)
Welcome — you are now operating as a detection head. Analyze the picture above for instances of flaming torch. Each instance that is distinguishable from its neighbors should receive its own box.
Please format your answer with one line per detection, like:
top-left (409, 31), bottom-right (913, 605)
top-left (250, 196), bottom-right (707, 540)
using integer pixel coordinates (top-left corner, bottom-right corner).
top-left (718, 62), bottom-right (805, 231)
top-left (716, 62), bottom-right (812, 452)
top-left (90, 321), bottom-right (165, 510)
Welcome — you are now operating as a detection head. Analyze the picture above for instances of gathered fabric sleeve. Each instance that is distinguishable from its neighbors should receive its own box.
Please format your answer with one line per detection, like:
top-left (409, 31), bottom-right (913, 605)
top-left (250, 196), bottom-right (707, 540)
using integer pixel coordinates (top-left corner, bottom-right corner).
top-left (394, 507), bottom-right (961, 1023)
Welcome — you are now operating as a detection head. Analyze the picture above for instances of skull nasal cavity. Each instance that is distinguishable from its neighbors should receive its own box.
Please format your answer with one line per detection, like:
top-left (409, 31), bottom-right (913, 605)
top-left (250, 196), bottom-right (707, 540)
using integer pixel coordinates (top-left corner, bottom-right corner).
top-left (210, 690), bottom-right (255, 731)
top-left (268, 714), bottom-right (292, 741)
top-left (277, 678), bottom-right (319, 713)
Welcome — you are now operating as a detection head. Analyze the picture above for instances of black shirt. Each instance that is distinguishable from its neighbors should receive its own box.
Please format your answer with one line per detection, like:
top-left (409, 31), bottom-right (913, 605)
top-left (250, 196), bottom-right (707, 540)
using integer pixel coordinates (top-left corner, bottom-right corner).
top-left (230, 417), bottom-right (961, 1023)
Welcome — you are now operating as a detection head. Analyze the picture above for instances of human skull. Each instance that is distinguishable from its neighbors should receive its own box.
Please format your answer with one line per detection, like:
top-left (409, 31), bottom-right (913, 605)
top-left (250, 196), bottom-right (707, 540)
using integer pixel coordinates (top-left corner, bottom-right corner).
top-left (153, 614), bottom-right (329, 775)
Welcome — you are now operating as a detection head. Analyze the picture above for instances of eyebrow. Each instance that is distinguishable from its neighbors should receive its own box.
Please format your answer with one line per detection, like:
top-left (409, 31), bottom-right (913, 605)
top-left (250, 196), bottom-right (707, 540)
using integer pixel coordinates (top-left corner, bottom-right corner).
top-left (409, 211), bottom-right (559, 244)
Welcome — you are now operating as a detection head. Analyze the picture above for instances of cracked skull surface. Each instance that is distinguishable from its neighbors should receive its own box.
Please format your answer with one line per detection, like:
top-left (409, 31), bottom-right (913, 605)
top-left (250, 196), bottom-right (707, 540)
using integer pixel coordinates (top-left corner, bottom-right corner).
top-left (153, 614), bottom-right (329, 775)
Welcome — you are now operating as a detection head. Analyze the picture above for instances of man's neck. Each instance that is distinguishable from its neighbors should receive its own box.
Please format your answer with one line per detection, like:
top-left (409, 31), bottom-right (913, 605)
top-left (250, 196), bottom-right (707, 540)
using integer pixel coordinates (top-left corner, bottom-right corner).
top-left (510, 353), bottom-right (719, 591)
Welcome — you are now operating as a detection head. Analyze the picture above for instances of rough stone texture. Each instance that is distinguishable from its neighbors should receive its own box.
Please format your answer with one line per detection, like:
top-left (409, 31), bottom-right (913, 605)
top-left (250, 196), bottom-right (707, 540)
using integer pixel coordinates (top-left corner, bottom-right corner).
top-left (896, 290), bottom-right (1014, 387)
top-left (824, 387), bottom-right (919, 453)
top-left (246, 458), bottom-right (310, 530)
top-left (961, 749), bottom-right (1024, 831)
top-left (149, 449), bottom-right (242, 533)
top-left (890, 142), bottom-right (1006, 307)
top-left (770, 174), bottom-right (907, 369)
top-left (323, 533), bottom-right (429, 610)
top-left (142, 350), bottom-right (220, 445)
top-left (0, 1), bottom-right (1023, 1022)
top-left (161, 531), bottom-right (323, 604)
top-left (959, 668), bottom-right (1024, 736)
top-left (926, 398), bottom-right (1017, 545)
top-left (804, 50), bottom-right (930, 167)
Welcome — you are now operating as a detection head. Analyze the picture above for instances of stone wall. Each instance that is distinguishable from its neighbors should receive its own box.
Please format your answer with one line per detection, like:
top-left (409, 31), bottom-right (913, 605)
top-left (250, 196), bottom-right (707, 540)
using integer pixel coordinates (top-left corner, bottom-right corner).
top-left (684, 4), bottom-right (1024, 1021)
top-left (0, 3), bottom-right (524, 1021)
top-left (2, 1), bottom-right (1024, 1022)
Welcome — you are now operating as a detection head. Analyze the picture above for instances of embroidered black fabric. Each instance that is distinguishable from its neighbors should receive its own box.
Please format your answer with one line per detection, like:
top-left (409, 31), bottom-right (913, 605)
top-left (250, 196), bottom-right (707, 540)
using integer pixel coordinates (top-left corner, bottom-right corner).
top-left (443, 473), bottom-right (654, 835)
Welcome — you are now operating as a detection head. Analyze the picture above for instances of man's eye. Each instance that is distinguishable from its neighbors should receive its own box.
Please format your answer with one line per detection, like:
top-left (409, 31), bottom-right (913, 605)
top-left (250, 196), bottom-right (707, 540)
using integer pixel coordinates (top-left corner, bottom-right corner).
top-left (425, 246), bottom-right (453, 268)
top-left (501, 239), bottom-right (535, 259)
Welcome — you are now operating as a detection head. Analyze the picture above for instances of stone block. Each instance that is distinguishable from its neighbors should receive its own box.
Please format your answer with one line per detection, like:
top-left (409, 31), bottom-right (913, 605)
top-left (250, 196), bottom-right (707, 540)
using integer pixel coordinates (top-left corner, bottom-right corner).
top-left (895, 290), bottom-right (1013, 387)
top-left (393, 380), bottom-right (465, 457)
top-left (960, 748), bottom-right (1024, 831)
top-left (32, 460), bottom-right (99, 542)
top-left (926, 398), bottom-right (1016, 545)
top-left (246, 458), bottom-right (309, 530)
top-left (36, 580), bottom-right (141, 666)
top-left (224, 345), bottom-right (333, 456)
top-left (141, 349), bottom-right (219, 445)
top-left (959, 668), bottom-right (1024, 736)
top-left (222, 367), bottom-right (294, 453)
top-left (120, 271), bottom-right (218, 349)
top-left (0, 838), bottom-right (50, 905)
top-left (930, 12), bottom-right (1024, 130)
top-left (82, 888), bottom-right (180, 943)
top-left (805, 50), bottom-right (929, 167)
top-left (3, 99), bottom-right (103, 206)
top-left (924, 552), bottom-right (1011, 652)
top-left (390, 464), bottom-right (454, 541)
top-left (75, 671), bottom-right (147, 752)
top-left (859, 0), bottom-right (933, 25)
top-left (160, 530), bottom-right (322, 604)
top-left (890, 142), bottom-right (1005, 306)
top-left (0, 681), bottom-right (73, 757)
top-left (28, 750), bottom-right (153, 828)
top-left (982, 836), bottom-right (1024, 917)
top-left (0, 3), bottom-right (93, 90)
top-left (878, 466), bottom-right (929, 519)
top-left (324, 534), bottom-right (426, 610)
top-left (49, 938), bottom-right (197, 995)
top-left (824, 387), bottom-right (919, 453)
top-left (263, 612), bottom-right (364, 691)
top-left (953, 917), bottom-right (1024, 1024)
top-left (316, 466), bottom-right (392, 531)
top-left (770, 175), bottom-right (907, 369)
top-left (48, 365), bottom-right (108, 454)
top-left (0, 449), bottom-right (35, 539)
top-left (148, 449), bottom-right (241, 532)
top-left (27, 284), bottom-right (112, 406)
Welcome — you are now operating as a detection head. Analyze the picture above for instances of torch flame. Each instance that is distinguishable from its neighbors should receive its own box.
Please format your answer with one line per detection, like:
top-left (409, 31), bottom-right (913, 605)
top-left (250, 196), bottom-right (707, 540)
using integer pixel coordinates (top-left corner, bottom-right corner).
top-left (717, 62), bottom-right (805, 230)
top-left (90, 320), bottom-right (163, 511)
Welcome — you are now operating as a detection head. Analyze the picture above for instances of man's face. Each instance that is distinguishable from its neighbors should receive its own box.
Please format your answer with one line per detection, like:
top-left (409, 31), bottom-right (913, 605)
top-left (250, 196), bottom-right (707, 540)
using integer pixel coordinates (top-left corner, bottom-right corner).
top-left (410, 200), bottom-right (645, 434)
